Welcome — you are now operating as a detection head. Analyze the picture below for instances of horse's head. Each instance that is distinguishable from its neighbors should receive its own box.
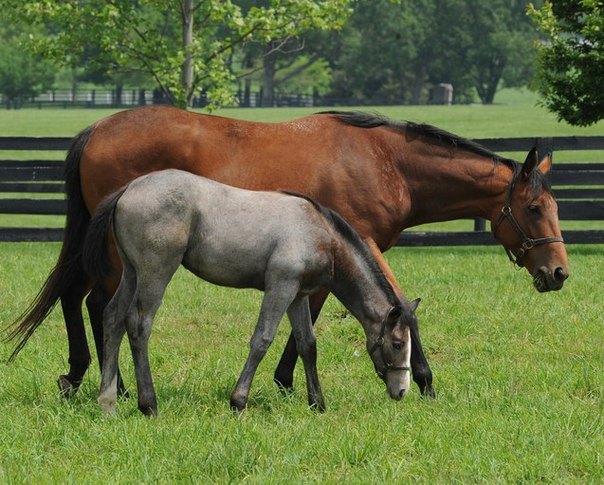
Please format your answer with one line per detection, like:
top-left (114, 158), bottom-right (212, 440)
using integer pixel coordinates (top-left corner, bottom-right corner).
top-left (368, 298), bottom-right (419, 400)
top-left (491, 148), bottom-right (569, 292)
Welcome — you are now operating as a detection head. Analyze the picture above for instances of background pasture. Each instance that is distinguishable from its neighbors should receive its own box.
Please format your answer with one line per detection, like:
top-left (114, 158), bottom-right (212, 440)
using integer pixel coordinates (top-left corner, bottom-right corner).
top-left (0, 92), bottom-right (603, 482)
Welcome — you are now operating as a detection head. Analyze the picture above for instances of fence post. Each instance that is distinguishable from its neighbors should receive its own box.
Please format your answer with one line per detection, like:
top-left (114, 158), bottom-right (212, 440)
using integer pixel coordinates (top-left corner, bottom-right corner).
top-left (474, 218), bottom-right (487, 231)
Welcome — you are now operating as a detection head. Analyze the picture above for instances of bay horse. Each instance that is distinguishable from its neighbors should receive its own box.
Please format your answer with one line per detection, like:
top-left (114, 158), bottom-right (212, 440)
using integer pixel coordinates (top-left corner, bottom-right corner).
top-left (8, 107), bottom-right (569, 400)
top-left (83, 169), bottom-right (419, 415)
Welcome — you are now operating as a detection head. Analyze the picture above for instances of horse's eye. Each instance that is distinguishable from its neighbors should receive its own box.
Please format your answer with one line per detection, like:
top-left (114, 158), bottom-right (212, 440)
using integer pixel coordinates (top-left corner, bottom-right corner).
top-left (392, 342), bottom-right (402, 350)
top-left (528, 204), bottom-right (541, 214)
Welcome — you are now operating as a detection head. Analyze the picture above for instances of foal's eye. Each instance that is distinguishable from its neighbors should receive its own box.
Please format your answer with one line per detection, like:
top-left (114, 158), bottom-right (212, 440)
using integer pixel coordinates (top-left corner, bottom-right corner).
top-left (392, 342), bottom-right (403, 350)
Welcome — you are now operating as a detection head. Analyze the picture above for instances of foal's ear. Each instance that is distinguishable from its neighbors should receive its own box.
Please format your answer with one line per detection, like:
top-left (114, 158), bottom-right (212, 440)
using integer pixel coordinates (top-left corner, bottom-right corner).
top-left (387, 305), bottom-right (402, 322)
top-left (410, 298), bottom-right (421, 312)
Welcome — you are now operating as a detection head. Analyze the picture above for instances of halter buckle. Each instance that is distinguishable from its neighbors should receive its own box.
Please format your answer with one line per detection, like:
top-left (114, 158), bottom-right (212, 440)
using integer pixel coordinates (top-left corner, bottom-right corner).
top-left (501, 205), bottom-right (512, 215)
top-left (522, 239), bottom-right (535, 250)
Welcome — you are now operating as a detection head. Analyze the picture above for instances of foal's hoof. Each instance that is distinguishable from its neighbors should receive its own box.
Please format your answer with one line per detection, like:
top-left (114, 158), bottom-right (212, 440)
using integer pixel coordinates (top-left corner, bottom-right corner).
top-left (57, 375), bottom-right (81, 399)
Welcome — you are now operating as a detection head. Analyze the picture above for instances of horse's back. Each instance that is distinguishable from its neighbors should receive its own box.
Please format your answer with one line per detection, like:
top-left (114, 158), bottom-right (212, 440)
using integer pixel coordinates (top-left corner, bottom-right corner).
top-left (79, 106), bottom-right (405, 248)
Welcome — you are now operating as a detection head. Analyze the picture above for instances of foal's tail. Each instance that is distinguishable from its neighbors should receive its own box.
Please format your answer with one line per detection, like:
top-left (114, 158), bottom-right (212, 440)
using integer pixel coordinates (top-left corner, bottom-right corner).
top-left (6, 126), bottom-right (96, 362)
top-left (82, 186), bottom-right (129, 283)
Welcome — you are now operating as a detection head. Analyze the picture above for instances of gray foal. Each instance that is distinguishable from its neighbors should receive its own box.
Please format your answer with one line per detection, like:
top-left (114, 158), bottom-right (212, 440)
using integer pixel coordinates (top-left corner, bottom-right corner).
top-left (83, 169), bottom-right (420, 416)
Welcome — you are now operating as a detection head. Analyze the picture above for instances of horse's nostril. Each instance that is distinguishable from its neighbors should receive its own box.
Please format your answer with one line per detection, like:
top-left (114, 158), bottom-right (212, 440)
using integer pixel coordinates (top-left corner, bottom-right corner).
top-left (398, 389), bottom-right (406, 399)
top-left (554, 267), bottom-right (568, 282)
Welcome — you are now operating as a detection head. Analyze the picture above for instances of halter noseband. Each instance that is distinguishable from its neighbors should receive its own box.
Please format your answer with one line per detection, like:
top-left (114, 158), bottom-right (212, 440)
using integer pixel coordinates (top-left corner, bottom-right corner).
top-left (491, 166), bottom-right (563, 267)
top-left (368, 317), bottom-right (410, 377)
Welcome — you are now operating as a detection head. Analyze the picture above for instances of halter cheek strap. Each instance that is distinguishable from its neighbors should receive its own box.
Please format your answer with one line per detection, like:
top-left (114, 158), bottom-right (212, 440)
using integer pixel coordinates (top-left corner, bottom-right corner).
top-left (491, 167), bottom-right (563, 268)
top-left (492, 205), bottom-right (564, 267)
top-left (368, 318), bottom-right (411, 377)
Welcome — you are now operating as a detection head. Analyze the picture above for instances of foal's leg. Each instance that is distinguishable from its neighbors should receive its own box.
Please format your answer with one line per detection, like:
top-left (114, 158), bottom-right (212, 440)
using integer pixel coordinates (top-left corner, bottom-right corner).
top-left (124, 260), bottom-right (179, 417)
top-left (273, 288), bottom-right (329, 391)
top-left (364, 239), bottom-right (435, 398)
top-left (230, 283), bottom-right (299, 412)
top-left (286, 296), bottom-right (325, 411)
top-left (98, 290), bottom-right (128, 414)
top-left (58, 277), bottom-right (91, 398)
top-left (87, 286), bottom-right (129, 398)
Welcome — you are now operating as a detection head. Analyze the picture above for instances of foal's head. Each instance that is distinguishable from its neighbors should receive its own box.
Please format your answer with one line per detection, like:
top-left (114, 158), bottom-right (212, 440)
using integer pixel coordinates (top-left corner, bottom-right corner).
top-left (368, 298), bottom-right (420, 400)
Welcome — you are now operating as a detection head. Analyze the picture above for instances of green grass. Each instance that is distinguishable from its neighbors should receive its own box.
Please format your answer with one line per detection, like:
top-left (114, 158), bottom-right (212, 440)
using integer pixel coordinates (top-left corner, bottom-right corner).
top-left (0, 244), bottom-right (602, 482)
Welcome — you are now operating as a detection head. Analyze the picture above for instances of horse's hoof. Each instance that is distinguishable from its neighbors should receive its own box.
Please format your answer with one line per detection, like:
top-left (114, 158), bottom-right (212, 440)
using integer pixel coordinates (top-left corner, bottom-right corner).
top-left (118, 384), bottom-right (130, 400)
top-left (230, 395), bottom-right (247, 413)
top-left (273, 375), bottom-right (294, 394)
top-left (421, 386), bottom-right (436, 399)
top-left (57, 375), bottom-right (80, 399)
top-left (138, 405), bottom-right (158, 417)
top-left (309, 399), bottom-right (326, 413)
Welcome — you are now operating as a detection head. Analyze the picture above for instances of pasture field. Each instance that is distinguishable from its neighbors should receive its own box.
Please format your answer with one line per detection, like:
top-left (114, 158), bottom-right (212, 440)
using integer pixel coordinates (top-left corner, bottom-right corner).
top-left (0, 91), bottom-right (603, 481)
top-left (0, 243), bottom-right (602, 482)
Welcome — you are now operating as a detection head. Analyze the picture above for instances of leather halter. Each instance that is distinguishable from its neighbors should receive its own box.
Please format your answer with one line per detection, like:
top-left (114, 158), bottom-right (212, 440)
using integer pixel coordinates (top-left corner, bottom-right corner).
top-left (369, 316), bottom-right (410, 377)
top-left (492, 166), bottom-right (564, 267)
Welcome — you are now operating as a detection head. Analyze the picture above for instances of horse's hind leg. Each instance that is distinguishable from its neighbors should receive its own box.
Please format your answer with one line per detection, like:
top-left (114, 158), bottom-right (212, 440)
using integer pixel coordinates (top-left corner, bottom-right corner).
top-left (231, 283), bottom-right (299, 412)
top-left (58, 276), bottom-right (91, 398)
top-left (286, 296), bottom-right (325, 411)
top-left (273, 288), bottom-right (329, 392)
top-left (87, 285), bottom-right (128, 397)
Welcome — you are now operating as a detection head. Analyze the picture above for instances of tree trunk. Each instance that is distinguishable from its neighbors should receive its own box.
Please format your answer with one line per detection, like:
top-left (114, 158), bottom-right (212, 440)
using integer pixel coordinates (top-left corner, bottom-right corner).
top-left (182, 0), bottom-right (194, 108)
top-left (262, 42), bottom-right (277, 107)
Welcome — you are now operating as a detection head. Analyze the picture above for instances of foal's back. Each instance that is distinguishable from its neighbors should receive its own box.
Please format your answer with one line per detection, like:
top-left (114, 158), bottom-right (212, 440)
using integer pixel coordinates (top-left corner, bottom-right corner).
top-left (114, 170), bottom-right (334, 291)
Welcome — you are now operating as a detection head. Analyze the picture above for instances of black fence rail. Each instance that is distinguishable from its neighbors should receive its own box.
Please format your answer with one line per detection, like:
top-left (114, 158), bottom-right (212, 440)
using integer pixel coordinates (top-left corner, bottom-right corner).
top-left (1, 135), bottom-right (603, 244)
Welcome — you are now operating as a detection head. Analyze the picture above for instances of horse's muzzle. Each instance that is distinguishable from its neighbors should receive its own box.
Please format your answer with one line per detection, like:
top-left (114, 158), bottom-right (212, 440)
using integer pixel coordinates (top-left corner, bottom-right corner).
top-left (533, 266), bottom-right (568, 292)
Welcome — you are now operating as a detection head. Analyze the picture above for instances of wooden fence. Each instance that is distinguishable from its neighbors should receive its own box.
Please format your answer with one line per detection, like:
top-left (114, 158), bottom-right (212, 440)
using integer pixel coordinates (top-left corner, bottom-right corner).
top-left (1, 135), bottom-right (603, 244)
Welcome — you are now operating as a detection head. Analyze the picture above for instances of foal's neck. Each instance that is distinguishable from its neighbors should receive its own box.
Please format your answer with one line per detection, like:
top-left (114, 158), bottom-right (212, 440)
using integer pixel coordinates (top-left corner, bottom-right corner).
top-left (399, 144), bottom-right (514, 227)
top-left (330, 243), bottom-right (393, 335)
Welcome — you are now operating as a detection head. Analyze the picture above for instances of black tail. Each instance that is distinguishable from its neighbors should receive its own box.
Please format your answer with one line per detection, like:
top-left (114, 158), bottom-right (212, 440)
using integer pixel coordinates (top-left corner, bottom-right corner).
top-left (5, 125), bottom-right (96, 362)
top-left (82, 186), bottom-right (128, 282)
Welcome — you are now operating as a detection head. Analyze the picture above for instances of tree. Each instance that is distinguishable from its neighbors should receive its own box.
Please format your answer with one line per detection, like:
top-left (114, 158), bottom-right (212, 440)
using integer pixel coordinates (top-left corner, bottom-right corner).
top-left (3, 0), bottom-right (351, 109)
top-left (529, 0), bottom-right (604, 126)
top-left (324, 0), bottom-right (539, 106)
top-left (0, 23), bottom-right (55, 108)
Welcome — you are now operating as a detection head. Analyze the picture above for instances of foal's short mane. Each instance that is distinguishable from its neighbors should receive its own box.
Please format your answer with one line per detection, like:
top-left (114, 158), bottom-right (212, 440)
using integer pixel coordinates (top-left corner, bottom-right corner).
top-left (281, 190), bottom-right (400, 308)
top-left (319, 110), bottom-right (551, 200)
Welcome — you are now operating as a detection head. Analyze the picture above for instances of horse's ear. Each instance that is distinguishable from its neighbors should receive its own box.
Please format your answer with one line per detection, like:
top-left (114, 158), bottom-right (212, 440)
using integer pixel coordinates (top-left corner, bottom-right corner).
top-left (536, 152), bottom-right (552, 176)
top-left (410, 298), bottom-right (421, 312)
top-left (522, 147), bottom-right (539, 177)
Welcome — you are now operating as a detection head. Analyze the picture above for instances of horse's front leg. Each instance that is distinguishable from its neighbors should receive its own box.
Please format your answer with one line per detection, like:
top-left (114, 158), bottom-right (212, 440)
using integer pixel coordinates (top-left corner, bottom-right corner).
top-left (273, 288), bottom-right (329, 391)
top-left (231, 283), bottom-right (299, 412)
top-left (364, 239), bottom-right (435, 398)
top-left (286, 296), bottom-right (325, 411)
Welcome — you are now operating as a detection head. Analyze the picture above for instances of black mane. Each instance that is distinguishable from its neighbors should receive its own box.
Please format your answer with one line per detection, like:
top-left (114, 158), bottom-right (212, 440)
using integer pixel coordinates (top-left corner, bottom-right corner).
top-left (281, 190), bottom-right (400, 308)
top-left (318, 110), bottom-right (517, 167)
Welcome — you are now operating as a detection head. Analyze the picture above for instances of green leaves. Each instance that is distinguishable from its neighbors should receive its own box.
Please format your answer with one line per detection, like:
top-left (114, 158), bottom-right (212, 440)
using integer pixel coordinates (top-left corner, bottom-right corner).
top-left (3, 0), bottom-right (351, 109)
top-left (529, 1), bottom-right (604, 126)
